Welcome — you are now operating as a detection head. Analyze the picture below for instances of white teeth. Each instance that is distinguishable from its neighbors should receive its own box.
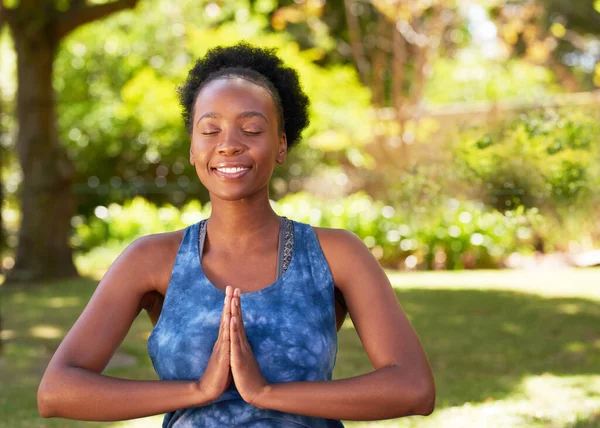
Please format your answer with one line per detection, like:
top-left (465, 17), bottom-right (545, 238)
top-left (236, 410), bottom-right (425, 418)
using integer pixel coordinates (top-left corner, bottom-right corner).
top-left (216, 167), bottom-right (249, 174)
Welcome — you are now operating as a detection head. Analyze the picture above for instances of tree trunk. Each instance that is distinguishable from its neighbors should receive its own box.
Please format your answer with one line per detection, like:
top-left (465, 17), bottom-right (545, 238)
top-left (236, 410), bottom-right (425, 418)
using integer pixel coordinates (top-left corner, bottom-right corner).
top-left (4, 23), bottom-right (78, 283)
top-left (1, 0), bottom-right (140, 284)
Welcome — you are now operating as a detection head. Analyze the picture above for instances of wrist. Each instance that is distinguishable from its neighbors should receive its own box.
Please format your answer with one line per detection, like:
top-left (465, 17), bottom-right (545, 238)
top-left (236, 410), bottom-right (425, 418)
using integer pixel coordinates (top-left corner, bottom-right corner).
top-left (192, 380), bottom-right (217, 405)
top-left (252, 383), bottom-right (273, 410)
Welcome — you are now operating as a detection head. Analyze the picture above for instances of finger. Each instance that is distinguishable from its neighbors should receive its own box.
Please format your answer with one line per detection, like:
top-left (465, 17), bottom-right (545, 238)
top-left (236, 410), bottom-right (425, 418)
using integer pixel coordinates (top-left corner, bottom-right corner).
top-left (233, 290), bottom-right (251, 352)
top-left (215, 310), bottom-right (231, 363)
top-left (233, 289), bottom-right (246, 336)
top-left (219, 286), bottom-right (232, 339)
top-left (220, 285), bottom-right (230, 322)
top-left (222, 309), bottom-right (230, 345)
top-left (231, 305), bottom-right (247, 356)
top-left (219, 286), bottom-right (228, 336)
top-left (230, 315), bottom-right (241, 363)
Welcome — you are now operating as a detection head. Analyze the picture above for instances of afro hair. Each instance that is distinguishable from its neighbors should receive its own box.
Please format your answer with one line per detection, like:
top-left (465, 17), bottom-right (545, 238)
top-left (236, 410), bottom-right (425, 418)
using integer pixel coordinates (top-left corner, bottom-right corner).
top-left (177, 42), bottom-right (311, 152)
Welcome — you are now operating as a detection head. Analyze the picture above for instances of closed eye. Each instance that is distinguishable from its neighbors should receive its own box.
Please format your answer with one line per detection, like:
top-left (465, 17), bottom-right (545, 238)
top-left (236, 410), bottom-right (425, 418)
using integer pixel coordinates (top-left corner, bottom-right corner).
top-left (201, 131), bottom-right (262, 136)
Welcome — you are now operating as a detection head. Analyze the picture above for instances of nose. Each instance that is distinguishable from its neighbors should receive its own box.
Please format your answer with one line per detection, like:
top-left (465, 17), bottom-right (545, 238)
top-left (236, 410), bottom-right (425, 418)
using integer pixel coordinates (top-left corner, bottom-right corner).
top-left (216, 130), bottom-right (245, 155)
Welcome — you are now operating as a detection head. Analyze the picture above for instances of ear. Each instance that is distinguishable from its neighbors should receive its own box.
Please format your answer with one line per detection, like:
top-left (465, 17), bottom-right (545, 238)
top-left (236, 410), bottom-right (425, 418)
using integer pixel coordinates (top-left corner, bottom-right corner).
top-left (276, 134), bottom-right (287, 164)
top-left (190, 149), bottom-right (195, 166)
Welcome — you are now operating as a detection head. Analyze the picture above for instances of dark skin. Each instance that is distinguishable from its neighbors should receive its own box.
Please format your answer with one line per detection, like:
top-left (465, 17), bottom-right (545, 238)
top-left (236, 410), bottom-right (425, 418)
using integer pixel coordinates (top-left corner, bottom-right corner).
top-left (37, 76), bottom-right (435, 421)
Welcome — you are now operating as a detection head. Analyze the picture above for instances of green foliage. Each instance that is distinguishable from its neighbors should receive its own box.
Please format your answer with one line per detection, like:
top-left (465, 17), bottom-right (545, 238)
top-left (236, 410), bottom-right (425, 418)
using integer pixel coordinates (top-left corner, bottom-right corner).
top-left (455, 107), bottom-right (600, 211)
top-left (75, 192), bottom-right (550, 271)
top-left (416, 201), bottom-right (547, 270)
top-left (72, 196), bottom-right (208, 251)
top-left (53, 0), bottom-right (371, 218)
top-left (280, 192), bottom-right (546, 270)
top-left (385, 164), bottom-right (451, 217)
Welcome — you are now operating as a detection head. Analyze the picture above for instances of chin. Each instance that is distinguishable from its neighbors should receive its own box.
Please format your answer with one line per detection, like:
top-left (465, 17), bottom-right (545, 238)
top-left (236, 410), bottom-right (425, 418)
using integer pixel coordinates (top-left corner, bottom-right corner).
top-left (208, 188), bottom-right (256, 202)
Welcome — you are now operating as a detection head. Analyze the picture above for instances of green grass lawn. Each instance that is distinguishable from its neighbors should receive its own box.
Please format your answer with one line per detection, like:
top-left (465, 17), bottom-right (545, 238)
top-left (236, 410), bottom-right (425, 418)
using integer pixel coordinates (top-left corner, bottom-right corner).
top-left (1, 268), bottom-right (599, 427)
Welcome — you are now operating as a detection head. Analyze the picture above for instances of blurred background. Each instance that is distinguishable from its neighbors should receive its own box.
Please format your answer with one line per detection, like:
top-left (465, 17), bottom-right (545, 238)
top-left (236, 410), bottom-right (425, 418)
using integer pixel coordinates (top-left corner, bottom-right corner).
top-left (0, 0), bottom-right (599, 426)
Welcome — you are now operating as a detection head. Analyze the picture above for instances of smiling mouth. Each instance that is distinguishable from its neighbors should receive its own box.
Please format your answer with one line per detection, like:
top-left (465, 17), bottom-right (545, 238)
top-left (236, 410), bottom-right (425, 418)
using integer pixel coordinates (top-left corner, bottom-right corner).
top-left (211, 166), bottom-right (252, 179)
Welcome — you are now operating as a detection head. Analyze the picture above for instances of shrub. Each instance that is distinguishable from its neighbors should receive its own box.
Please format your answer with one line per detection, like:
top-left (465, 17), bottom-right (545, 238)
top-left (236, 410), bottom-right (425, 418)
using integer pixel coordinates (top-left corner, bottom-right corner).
top-left (74, 192), bottom-right (550, 271)
top-left (454, 107), bottom-right (600, 212)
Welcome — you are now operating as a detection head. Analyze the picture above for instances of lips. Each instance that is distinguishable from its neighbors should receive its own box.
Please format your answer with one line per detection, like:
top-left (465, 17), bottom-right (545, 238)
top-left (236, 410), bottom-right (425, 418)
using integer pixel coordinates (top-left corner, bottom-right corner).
top-left (211, 165), bottom-right (252, 180)
top-left (211, 163), bottom-right (252, 169)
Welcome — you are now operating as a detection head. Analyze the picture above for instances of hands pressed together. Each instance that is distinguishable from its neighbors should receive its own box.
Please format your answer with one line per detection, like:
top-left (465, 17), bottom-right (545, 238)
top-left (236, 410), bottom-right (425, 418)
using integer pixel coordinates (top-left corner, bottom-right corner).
top-left (197, 285), bottom-right (269, 408)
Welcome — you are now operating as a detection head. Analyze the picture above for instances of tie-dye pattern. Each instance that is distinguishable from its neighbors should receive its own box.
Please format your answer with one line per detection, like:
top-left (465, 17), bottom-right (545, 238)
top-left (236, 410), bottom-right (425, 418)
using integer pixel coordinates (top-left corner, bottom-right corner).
top-left (148, 219), bottom-right (344, 427)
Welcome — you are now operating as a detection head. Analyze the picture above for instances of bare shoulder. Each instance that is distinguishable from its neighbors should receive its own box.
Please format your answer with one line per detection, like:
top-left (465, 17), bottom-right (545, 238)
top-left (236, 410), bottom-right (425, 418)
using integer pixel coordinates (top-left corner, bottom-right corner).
top-left (311, 226), bottom-right (363, 255)
top-left (130, 228), bottom-right (186, 296)
top-left (311, 226), bottom-right (370, 291)
top-left (40, 227), bottom-right (188, 375)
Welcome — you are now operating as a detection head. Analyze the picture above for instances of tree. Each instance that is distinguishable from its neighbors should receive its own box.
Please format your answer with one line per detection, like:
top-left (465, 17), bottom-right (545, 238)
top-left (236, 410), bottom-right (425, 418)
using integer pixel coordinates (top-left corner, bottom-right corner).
top-left (272, 0), bottom-right (463, 168)
top-left (491, 0), bottom-right (600, 91)
top-left (0, 0), bottom-right (139, 283)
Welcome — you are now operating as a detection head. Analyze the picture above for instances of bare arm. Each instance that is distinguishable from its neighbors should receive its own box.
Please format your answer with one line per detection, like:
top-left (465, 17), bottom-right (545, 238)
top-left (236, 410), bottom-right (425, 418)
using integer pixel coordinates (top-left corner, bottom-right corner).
top-left (37, 234), bottom-right (213, 421)
top-left (254, 229), bottom-right (436, 420)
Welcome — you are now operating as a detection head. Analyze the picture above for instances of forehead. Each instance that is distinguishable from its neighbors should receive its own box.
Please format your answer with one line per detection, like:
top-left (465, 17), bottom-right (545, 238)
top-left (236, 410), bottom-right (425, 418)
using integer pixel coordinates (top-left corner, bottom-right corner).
top-left (193, 77), bottom-right (276, 119)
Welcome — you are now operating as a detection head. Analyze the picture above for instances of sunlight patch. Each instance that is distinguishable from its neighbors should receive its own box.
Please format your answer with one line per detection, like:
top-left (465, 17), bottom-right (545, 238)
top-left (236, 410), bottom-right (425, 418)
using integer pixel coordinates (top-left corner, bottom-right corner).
top-left (0, 329), bottom-right (15, 340)
top-left (354, 375), bottom-right (600, 428)
top-left (47, 296), bottom-right (81, 308)
top-left (501, 322), bottom-right (523, 335)
top-left (29, 325), bottom-right (64, 339)
top-left (557, 303), bottom-right (581, 315)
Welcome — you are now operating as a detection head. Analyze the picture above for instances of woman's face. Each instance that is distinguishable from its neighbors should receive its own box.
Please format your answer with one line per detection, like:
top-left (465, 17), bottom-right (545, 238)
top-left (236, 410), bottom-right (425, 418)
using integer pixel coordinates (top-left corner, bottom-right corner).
top-left (189, 76), bottom-right (287, 201)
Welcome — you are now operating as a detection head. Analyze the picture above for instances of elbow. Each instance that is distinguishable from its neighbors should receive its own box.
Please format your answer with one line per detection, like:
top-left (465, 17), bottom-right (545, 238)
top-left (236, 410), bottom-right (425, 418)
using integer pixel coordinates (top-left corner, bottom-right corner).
top-left (37, 386), bottom-right (54, 418)
top-left (410, 378), bottom-right (436, 416)
top-left (389, 365), bottom-right (436, 417)
top-left (37, 375), bottom-right (59, 418)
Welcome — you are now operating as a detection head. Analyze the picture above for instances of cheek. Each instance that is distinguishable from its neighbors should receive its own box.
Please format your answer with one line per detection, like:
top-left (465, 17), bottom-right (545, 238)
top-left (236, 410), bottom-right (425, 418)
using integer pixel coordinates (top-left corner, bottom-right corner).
top-left (253, 145), bottom-right (277, 168)
top-left (190, 148), bottom-right (208, 172)
top-left (190, 136), bottom-right (207, 155)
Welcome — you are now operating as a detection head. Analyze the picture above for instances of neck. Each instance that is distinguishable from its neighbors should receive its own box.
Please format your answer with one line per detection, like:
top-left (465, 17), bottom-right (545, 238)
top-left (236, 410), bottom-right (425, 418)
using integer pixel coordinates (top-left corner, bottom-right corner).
top-left (204, 191), bottom-right (281, 254)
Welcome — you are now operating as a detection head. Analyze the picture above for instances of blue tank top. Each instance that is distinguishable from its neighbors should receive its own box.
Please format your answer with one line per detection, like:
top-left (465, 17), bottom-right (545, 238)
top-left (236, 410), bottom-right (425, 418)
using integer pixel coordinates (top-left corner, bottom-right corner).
top-left (147, 218), bottom-right (344, 427)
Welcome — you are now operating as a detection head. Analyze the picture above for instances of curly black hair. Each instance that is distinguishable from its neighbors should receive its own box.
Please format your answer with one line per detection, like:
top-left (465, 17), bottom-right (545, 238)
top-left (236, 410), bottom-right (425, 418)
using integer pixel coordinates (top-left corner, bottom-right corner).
top-left (177, 42), bottom-right (311, 152)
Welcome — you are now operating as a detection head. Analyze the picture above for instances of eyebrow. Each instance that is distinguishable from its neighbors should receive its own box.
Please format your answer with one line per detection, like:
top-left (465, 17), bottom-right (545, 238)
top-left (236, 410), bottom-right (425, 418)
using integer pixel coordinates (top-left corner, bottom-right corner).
top-left (195, 111), bottom-right (269, 127)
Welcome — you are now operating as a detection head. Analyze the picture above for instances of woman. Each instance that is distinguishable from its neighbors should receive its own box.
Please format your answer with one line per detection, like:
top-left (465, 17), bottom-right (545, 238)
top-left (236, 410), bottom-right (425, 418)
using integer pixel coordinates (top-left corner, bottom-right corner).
top-left (37, 42), bottom-right (435, 427)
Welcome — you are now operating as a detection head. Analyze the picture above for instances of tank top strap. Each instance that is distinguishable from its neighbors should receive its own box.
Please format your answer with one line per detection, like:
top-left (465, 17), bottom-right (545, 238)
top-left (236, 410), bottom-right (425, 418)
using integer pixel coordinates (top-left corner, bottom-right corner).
top-left (163, 220), bottom-right (200, 294)
top-left (302, 223), bottom-right (335, 295)
top-left (276, 216), bottom-right (295, 278)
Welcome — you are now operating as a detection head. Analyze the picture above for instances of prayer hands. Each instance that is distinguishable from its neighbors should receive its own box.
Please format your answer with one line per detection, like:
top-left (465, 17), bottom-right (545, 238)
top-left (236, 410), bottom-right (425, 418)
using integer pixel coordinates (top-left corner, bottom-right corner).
top-left (229, 287), bottom-right (269, 407)
top-left (197, 286), bottom-right (233, 400)
top-left (197, 286), bottom-right (269, 407)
